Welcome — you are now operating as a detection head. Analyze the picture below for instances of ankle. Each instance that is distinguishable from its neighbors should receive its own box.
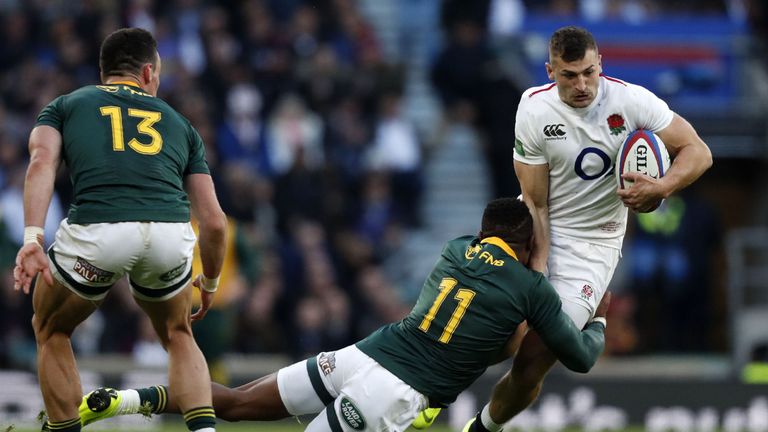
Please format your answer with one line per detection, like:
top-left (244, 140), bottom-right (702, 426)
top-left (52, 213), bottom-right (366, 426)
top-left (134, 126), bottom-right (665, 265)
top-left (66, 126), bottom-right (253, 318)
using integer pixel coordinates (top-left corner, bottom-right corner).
top-left (184, 406), bottom-right (216, 432)
top-left (480, 404), bottom-right (504, 432)
top-left (44, 418), bottom-right (81, 432)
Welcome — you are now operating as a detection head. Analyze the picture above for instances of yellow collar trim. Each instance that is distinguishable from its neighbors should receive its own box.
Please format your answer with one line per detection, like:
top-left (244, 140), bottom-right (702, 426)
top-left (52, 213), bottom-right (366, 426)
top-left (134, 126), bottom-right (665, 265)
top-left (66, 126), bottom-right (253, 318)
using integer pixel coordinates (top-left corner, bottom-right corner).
top-left (108, 80), bottom-right (141, 88)
top-left (481, 237), bottom-right (518, 261)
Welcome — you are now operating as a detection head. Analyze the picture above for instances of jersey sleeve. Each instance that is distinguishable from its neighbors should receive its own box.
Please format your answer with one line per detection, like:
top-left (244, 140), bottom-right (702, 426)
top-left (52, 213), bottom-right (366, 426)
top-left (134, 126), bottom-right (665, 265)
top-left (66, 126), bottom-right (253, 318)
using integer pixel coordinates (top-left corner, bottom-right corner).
top-left (35, 96), bottom-right (66, 131)
top-left (526, 275), bottom-right (605, 373)
top-left (185, 125), bottom-right (211, 176)
top-left (513, 95), bottom-right (547, 165)
top-left (629, 84), bottom-right (674, 133)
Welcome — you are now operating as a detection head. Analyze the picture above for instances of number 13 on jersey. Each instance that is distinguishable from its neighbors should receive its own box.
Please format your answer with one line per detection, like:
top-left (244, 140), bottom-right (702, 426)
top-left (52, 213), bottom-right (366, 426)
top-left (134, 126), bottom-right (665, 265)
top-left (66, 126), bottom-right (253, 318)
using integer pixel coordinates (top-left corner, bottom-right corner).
top-left (100, 106), bottom-right (163, 155)
top-left (419, 277), bottom-right (476, 343)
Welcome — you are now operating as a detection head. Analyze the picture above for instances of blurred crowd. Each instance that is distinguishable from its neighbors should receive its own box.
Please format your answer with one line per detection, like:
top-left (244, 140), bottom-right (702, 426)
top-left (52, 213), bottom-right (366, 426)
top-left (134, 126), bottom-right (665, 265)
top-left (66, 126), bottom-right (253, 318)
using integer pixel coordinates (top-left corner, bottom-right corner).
top-left (0, 0), bottom-right (429, 379)
top-left (0, 0), bottom-right (759, 379)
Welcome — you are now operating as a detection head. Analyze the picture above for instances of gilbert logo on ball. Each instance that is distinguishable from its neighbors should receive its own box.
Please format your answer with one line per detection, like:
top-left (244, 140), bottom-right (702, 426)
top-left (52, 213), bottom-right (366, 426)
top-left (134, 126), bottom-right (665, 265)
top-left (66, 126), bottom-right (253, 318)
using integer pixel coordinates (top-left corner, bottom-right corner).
top-left (615, 129), bottom-right (671, 190)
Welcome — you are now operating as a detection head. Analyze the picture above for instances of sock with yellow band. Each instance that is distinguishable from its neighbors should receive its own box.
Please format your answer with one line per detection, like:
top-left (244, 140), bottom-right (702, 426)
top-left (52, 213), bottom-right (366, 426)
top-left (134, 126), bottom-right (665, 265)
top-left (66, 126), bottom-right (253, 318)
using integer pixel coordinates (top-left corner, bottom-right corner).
top-left (183, 406), bottom-right (216, 432)
top-left (136, 385), bottom-right (168, 413)
top-left (44, 418), bottom-right (81, 432)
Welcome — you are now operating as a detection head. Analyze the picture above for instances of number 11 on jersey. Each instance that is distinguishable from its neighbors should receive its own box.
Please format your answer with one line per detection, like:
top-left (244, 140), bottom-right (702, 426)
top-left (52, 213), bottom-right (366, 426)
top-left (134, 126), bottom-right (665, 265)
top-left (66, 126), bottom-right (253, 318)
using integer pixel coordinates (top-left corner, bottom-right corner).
top-left (419, 277), bottom-right (476, 343)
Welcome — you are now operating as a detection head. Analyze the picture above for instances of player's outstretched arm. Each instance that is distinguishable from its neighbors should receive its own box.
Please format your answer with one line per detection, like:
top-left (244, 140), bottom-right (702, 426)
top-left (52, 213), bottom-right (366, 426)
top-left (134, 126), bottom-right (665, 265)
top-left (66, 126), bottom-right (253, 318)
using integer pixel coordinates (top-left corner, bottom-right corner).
top-left (529, 286), bottom-right (611, 373)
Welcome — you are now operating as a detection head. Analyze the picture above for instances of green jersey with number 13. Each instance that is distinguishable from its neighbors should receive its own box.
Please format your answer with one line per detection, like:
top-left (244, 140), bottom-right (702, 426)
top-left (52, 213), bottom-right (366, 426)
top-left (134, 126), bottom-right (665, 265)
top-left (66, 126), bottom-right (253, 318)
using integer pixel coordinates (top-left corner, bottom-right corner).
top-left (35, 83), bottom-right (210, 224)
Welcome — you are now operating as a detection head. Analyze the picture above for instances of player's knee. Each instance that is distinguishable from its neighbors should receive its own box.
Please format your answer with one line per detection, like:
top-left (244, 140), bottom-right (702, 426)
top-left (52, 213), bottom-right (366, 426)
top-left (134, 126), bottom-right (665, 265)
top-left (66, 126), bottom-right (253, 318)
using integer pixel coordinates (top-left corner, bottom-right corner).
top-left (31, 314), bottom-right (70, 343)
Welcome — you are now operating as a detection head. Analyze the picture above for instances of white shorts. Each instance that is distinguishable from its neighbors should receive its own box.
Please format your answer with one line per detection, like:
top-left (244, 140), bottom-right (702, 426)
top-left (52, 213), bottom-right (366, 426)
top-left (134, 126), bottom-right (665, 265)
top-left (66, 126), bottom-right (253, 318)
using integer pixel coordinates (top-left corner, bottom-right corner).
top-left (48, 220), bottom-right (196, 302)
top-left (547, 234), bottom-right (620, 328)
top-left (277, 345), bottom-right (428, 432)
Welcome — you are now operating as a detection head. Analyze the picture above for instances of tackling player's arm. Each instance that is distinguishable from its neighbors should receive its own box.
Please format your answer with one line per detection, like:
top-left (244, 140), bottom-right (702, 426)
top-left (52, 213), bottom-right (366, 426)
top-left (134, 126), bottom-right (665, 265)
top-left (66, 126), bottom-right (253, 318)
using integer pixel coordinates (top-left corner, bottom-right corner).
top-left (14, 125), bottom-right (62, 293)
top-left (528, 279), bottom-right (610, 373)
top-left (618, 113), bottom-right (712, 212)
top-left (514, 160), bottom-right (550, 273)
top-left (186, 173), bottom-right (227, 320)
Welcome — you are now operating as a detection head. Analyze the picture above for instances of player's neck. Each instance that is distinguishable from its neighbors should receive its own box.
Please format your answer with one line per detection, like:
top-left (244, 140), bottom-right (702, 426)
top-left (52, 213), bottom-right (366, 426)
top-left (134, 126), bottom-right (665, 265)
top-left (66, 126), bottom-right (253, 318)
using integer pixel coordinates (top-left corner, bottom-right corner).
top-left (104, 76), bottom-right (142, 89)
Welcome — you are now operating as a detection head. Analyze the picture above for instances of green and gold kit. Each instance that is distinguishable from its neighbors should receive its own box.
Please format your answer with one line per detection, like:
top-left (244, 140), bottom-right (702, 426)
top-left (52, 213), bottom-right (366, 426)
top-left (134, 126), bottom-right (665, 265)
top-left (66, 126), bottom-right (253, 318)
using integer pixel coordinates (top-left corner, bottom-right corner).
top-left (357, 235), bottom-right (605, 406)
top-left (35, 82), bottom-right (209, 224)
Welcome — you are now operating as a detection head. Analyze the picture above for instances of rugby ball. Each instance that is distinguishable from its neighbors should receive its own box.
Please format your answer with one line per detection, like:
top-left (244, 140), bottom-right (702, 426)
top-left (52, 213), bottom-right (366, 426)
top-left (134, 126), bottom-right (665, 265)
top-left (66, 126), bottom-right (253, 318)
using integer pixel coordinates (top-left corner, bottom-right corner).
top-left (615, 129), bottom-right (671, 190)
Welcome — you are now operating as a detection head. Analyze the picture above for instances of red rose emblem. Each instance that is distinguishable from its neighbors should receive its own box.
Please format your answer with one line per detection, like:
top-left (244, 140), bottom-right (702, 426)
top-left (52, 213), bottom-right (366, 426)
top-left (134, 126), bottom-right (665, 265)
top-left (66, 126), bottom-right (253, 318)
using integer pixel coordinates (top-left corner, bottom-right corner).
top-left (607, 114), bottom-right (623, 128)
top-left (607, 113), bottom-right (627, 135)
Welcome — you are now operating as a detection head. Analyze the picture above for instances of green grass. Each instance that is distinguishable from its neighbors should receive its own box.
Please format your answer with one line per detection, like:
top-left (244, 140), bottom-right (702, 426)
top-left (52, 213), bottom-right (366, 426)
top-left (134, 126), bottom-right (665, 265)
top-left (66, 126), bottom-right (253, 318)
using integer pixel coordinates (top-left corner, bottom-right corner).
top-left (8, 423), bottom-right (650, 432)
top-left (8, 424), bottom-right (452, 432)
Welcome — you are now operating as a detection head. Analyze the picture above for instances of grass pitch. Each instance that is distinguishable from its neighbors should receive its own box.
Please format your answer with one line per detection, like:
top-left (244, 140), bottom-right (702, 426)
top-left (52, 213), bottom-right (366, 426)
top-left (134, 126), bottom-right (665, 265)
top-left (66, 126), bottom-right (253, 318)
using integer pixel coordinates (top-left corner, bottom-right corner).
top-left (9, 422), bottom-right (649, 432)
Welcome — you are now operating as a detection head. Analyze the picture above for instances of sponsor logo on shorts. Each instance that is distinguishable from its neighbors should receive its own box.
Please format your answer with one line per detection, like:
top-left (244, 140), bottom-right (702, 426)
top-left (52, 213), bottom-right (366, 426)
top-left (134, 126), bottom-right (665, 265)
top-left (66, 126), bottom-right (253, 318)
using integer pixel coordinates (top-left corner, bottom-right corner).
top-left (159, 259), bottom-right (188, 282)
top-left (73, 257), bottom-right (114, 283)
top-left (599, 221), bottom-right (622, 233)
top-left (339, 397), bottom-right (366, 430)
top-left (318, 352), bottom-right (336, 376)
top-left (580, 284), bottom-right (594, 300)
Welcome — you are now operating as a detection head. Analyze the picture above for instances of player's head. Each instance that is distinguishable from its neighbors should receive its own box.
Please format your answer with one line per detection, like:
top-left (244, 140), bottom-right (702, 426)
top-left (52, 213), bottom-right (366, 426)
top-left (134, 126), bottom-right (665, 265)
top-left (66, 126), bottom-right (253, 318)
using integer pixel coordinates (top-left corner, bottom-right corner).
top-left (480, 198), bottom-right (534, 261)
top-left (546, 26), bottom-right (601, 108)
top-left (99, 28), bottom-right (161, 96)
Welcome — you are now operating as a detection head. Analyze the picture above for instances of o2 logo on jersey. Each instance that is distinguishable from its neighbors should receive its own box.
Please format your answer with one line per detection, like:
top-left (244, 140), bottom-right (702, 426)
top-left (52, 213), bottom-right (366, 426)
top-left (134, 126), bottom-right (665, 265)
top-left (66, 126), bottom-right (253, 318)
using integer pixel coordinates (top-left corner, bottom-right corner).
top-left (574, 147), bottom-right (614, 180)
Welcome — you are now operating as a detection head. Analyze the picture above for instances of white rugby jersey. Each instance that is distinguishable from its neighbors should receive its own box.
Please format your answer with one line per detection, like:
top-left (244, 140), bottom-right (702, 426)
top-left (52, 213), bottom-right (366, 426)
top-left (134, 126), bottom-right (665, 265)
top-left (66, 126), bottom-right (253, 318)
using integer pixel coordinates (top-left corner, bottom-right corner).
top-left (514, 75), bottom-right (674, 249)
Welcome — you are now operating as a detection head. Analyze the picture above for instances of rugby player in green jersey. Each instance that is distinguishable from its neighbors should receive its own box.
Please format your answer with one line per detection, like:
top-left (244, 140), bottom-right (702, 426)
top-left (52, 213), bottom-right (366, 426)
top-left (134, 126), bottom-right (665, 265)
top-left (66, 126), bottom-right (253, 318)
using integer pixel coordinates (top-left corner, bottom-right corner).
top-left (78, 198), bottom-right (609, 431)
top-left (13, 28), bottom-right (227, 432)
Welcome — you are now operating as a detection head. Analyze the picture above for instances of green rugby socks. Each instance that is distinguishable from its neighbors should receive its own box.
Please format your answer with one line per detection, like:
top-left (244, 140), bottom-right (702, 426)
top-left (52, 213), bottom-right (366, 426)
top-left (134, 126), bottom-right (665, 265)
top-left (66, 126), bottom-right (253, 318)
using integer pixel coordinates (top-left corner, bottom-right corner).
top-left (136, 385), bottom-right (168, 413)
top-left (43, 418), bottom-right (81, 432)
top-left (183, 406), bottom-right (216, 431)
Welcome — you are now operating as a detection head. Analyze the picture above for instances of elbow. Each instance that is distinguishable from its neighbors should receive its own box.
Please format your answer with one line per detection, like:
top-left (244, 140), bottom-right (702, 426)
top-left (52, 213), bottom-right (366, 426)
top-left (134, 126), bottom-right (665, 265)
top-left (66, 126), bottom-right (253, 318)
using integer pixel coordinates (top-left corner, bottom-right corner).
top-left (703, 147), bottom-right (713, 171)
top-left (563, 357), bottom-right (595, 374)
top-left (695, 139), bottom-right (713, 171)
top-left (200, 210), bottom-right (227, 239)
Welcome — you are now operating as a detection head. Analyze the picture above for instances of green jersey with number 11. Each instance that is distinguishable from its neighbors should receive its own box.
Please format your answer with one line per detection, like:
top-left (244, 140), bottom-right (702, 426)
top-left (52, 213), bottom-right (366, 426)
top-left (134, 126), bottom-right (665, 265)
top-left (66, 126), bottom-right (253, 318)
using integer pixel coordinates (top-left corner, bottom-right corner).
top-left (35, 83), bottom-right (210, 224)
top-left (356, 235), bottom-right (605, 406)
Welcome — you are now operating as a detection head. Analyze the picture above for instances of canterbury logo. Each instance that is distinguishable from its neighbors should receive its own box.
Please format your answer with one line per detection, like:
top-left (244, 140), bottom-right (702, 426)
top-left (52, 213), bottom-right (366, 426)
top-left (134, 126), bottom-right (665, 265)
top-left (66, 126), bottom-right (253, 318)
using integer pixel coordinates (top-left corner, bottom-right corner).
top-left (543, 124), bottom-right (566, 137)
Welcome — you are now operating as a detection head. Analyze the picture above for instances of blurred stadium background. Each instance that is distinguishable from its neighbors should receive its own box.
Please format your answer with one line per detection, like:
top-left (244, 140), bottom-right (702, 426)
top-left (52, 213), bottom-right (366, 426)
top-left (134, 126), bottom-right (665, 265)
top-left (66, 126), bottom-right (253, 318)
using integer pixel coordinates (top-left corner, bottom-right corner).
top-left (1, 0), bottom-right (767, 431)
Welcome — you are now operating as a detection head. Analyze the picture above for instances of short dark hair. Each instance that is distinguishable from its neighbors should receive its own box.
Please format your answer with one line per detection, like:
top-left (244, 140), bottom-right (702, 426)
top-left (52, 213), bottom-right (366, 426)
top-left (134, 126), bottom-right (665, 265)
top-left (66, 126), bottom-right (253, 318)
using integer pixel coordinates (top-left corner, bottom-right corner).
top-left (99, 28), bottom-right (157, 78)
top-left (549, 26), bottom-right (597, 63)
top-left (480, 198), bottom-right (533, 246)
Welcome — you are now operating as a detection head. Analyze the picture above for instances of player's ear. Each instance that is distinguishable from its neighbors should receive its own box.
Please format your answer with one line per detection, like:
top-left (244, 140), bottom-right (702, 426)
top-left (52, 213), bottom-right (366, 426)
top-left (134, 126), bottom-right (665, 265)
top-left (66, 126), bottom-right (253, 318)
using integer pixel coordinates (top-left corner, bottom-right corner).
top-left (597, 54), bottom-right (603, 73)
top-left (141, 63), bottom-right (153, 85)
top-left (545, 62), bottom-right (554, 81)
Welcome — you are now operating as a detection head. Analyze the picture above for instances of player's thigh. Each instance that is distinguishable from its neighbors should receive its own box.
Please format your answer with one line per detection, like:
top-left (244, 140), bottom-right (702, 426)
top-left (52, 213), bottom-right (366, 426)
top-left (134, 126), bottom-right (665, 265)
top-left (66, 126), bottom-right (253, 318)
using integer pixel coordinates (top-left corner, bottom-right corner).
top-left (128, 222), bottom-right (196, 303)
top-left (31, 272), bottom-right (100, 338)
top-left (213, 373), bottom-right (290, 421)
top-left (277, 345), bottom-right (379, 416)
top-left (329, 346), bottom-right (427, 431)
top-left (304, 388), bottom-right (425, 432)
top-left (47, 220), bottom-right (143, 301)
top-left (276, 351), bottom-right (349, 416)
top-left (548, 235), bottom-right (620, 328)
top-left (134, 284), bottom-right (194, 344)
top-left (277, 344), bottom-right (428, 429)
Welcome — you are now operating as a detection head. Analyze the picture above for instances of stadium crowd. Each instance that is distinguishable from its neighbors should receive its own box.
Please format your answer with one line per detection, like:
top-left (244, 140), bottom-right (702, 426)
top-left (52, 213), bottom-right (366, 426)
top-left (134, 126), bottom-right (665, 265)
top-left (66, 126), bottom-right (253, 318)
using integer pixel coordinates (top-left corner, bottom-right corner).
top-left (0, 0), bottom-right (762, 379)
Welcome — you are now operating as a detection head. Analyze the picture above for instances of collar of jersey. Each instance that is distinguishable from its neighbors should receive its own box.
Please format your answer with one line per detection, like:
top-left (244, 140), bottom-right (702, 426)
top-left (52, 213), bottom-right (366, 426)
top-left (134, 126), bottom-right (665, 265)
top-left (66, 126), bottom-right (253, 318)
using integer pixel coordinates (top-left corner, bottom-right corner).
top-left (109, 80), bottom-right (141, 88)
top-left (480, 237), bottom-right (518, 261)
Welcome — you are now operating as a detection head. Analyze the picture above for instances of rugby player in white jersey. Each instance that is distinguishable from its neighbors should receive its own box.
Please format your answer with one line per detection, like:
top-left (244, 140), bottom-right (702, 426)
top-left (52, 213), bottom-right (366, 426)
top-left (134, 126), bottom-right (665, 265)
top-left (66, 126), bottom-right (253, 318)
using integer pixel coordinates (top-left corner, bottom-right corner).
top-left (463, 26), bottom-right (713, 432)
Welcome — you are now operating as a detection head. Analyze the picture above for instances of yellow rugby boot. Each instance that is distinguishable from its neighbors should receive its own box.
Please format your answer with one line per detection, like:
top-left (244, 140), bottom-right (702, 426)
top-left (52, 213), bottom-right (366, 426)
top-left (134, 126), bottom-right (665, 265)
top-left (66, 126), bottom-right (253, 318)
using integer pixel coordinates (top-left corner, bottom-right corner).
top-left (79, 387), bottom-right (123, 426)
top-left (412, 407), bottom-right (441, 429)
